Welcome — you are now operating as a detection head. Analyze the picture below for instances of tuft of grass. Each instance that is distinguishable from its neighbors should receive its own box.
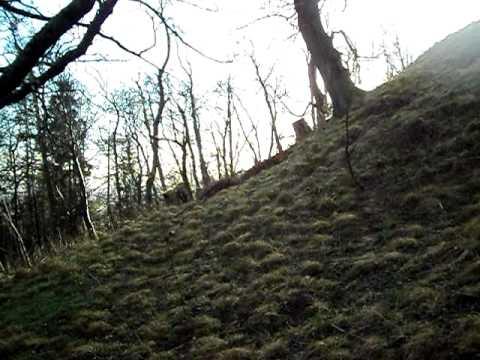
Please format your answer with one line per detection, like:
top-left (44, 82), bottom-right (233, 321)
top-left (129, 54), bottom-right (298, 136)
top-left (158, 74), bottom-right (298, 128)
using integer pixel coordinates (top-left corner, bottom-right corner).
top-left (218, 347), bottom-right (257, 360)
top-left (313, 219), bottom-right (331, 233)
top-left (260, 339), bottom-right (289, 359)
top-left (192, 315), bottom-right (222, 337)
top-left (276, 192), bottom-right (294, 206)
top-left (398, 286), bottom-right (446, 318)
top-left (191, 336), bottom-right (227, 357)
top-left (259, 252), bottom-right (288, 272)
top-left (223, 241), bottom-right (244, 257)
top-left (243, 240), bottom-right (274, 259)
top-left (463, 218), bottom-right (480, 251)
top-left (300, 260), bottom-right (324, 277)
top-left (389, 237), bottom-right (419, 252)
top-left (454, 315), bottom-right (480, 355)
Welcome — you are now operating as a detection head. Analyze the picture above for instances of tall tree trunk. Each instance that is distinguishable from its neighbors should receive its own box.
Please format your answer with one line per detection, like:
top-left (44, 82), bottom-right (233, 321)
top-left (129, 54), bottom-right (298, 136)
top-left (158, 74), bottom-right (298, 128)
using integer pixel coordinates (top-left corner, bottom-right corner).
top-left (22, 106), bottom-right (42, 248)
top-left (73, 154), bottom-right (97, 240)
top-left (145, 114), bottom-right (162, 204)
top-left (211, 132), bottom-right (223, 178)
top-left (235, 103), bottom-right (259, 165)
top-left (180, 142), bottom-right (193, 200)
top-left (226, 80), bottom-right (234, 176)
top-left (112, 109), bottom-right (122, 215)
top-left (146, 23), bottom-right (171, 204)
top-left (308, 57), bottom-right (327, 128)
top-left (1, 199), bottom-right (31, 267)
top-left (178, 104), bottom-right (200, 190)
top-left (295, 0), bottom-right (363, 117)
top-left (106, 136), bottom-right (115, 228)
top-left (67, 122), bottom-right (98, 240)
top-left (185, 68), bottom-right (210, 186)
top-left (251, 56), bottom-right (283, 154)
top-left (35, 92), bottom-right (59, 236)
top-left (135, 142), bottom-right (144, 206)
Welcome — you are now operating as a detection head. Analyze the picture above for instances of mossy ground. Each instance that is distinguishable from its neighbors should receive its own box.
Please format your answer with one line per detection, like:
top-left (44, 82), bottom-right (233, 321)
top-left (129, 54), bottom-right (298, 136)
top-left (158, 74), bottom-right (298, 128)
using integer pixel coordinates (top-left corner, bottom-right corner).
top-left (2, 36), bottom-right (480, 359)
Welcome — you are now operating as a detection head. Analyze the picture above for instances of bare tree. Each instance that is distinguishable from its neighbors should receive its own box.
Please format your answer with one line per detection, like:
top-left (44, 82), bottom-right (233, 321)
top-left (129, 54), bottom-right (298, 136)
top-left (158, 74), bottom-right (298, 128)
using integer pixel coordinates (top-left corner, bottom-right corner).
top-left (250, 55), bottom-right (284, 157)
top-left (181, 63), bottom-right (211, 186)
top-left (307, 55), bottom-right (328, 128)
top-left (0, 0), bottom-right (119, 109)
top-left (294, 0), bottom-right (364, 117)
top-left (50, 77), bottom-right (98, 239)
top-left (1, 198), bottom-right (31, 267)
top-left (143, 21), bottom-right (172, 205)
top-left (176, 102), bottom-right (200, 190)
top-left (382, 34), bottom-right (413, 80)
top-left (0, 0), bottom-right (217, 110)
top-left (235, 95), bottom-right (262, 164)
top-left (164, 110), bottom-right (194, 199)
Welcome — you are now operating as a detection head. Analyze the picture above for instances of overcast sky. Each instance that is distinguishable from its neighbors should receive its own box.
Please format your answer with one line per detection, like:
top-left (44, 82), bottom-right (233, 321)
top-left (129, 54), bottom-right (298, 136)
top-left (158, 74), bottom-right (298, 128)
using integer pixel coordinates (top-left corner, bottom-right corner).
top-left (69, 0), bottom-right (478, 168)
top-left (82, 0), bottom-right (480, 115)
top-left (88, 0), bottom-right (480, 85)
top-left (13, 1), bottom-right (480, 121)
top-left (42, 0), bottom-right (479, 174)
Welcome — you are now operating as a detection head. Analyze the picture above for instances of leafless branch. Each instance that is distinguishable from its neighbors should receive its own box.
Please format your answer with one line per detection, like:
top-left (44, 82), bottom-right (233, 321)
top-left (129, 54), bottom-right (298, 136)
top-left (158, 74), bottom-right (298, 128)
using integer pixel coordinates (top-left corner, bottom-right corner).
top-left (0, 0), bottom-right (119, 109)
top-left (131, 0), bottom-right (232, 64)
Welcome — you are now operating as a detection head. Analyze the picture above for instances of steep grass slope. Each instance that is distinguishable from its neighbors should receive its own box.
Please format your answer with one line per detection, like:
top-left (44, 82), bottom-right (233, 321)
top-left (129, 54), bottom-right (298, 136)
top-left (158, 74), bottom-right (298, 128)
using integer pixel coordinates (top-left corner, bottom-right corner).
top-left (1, 23), bottom-right (480, 360)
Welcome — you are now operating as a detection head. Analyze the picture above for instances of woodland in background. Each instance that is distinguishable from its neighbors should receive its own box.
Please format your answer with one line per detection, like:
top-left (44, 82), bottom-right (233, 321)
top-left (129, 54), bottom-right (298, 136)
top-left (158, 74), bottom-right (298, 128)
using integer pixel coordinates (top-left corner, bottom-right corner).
top-left (0, 0), bottom-right (411, 270)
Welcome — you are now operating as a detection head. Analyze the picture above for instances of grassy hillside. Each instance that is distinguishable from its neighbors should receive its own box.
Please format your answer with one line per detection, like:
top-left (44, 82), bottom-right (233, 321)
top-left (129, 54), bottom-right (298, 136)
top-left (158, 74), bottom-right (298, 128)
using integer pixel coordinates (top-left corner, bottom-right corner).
top-left (1, 24), bottom-right (480, 360)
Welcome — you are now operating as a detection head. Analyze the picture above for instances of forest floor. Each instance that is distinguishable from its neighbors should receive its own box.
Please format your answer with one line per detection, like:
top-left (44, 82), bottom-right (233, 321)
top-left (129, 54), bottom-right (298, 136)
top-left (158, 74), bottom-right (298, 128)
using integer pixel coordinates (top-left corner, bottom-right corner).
top-left (1, 22), bottom-right (480, 360)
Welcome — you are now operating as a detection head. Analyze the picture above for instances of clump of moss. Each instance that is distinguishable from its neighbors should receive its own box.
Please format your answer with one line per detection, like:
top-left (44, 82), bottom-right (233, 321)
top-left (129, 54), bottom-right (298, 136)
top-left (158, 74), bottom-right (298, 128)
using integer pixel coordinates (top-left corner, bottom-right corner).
top-left (192, 315), bottom-right (222, 337)
top-left (393, 224), bottom-right (425, 238)
top-left (398, 286), bottom-right (446, 318)
top-left (246, 304), bottom-right (285, 334)
top-left (213, 231), bottom-right (235, 244)
top-left (307, 234), bottom-right (334, 248)
top-left (138, 316), bottom-right (169, 341)
top-left (259, 252), bottom-right (288, 272)
top-left (218, 347), bottom-right (257, 360)
top-left (243, 240), bottom-right (274, 259)
top-left (252, 267), bottom-right (289, 290)
top-left (403, 324), bottom-right (440, 359)
top-left (117, 289), bottom-right (156, 313)
top-left (346, 253), bottom-right (379, 278)
top-left (223, 241), bottom-right (243, 257)
top-left (307, 336), bottom-right (352, 360)
top-left (260, 339), bottom-right (289, 359)
top-left (276, 191), bottom-right (294, 206)
top-left (293, 161), bottom-right (316, 177)
top-left (84, 321), bottom-right (113, 337)
top-left (331, 212), bottom-right (361, 238)
top-left (463, 218), bottom-right (480, 251)
top-left (229, 256), bottom-right (259, 277)
top-left (453, 315), bottom-right (480, 355)
top-left (315, 196), bottom-right (338, 217)
top-left (191, 336), bottom-right (227, 357)
top-left (313, 220), bottom-right (331, 233)
top-left (389, 237), bottom-right (419, 252)
top-left (459, 260), bottom-right (480, 285)
top-left (300, 260), bottom-right (324, 277)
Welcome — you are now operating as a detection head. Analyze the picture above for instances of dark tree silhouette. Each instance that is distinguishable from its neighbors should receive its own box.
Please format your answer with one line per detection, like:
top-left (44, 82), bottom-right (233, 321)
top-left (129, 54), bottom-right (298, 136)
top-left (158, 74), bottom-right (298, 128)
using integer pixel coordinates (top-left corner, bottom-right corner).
top-left (0, 0), bottom-right (119, 109)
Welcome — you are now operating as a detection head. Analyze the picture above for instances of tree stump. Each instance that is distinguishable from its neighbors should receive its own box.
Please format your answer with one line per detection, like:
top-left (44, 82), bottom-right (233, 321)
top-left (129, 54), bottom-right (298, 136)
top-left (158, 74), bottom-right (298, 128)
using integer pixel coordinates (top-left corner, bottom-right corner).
top-left (293, 118), bottom-right (312, 142)
top-left (163, 183), bottom-right (193, 205)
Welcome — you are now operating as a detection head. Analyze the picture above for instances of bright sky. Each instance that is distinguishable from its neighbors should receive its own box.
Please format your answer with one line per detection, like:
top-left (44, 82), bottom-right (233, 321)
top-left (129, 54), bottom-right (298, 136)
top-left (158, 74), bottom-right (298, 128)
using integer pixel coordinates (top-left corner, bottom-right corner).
top-left (88, 0), bottom-right (480, 84)
top-left (85, 0), bottom-right (480, 114)
top-left (40, 0), bottom-right (480, 174)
